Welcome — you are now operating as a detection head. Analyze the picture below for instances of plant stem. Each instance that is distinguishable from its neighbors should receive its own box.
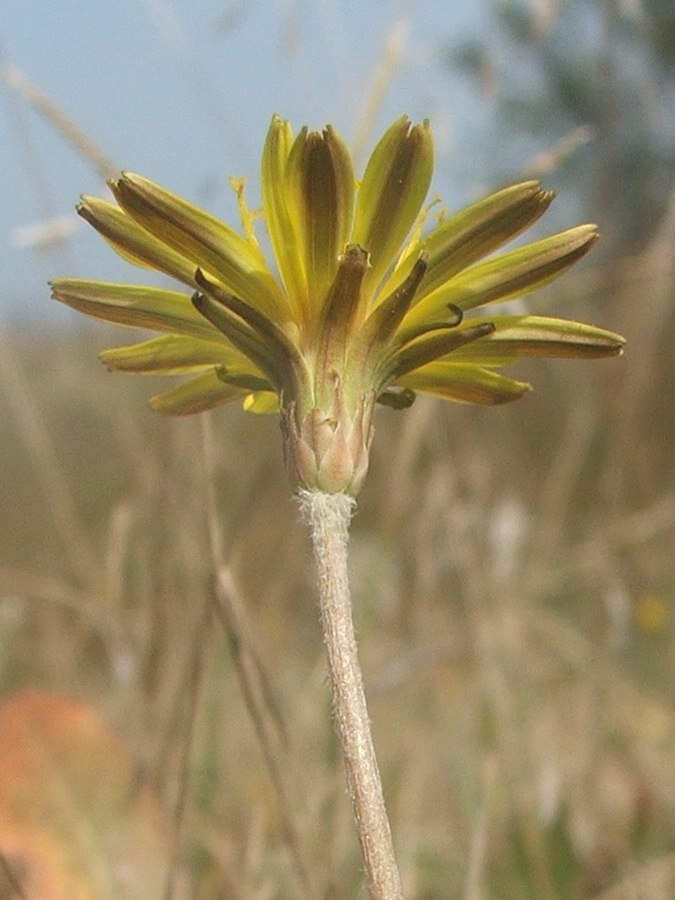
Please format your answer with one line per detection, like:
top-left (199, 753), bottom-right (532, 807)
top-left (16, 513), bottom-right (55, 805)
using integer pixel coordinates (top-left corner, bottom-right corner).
top-left (298, 489), bottom-right (404, 900)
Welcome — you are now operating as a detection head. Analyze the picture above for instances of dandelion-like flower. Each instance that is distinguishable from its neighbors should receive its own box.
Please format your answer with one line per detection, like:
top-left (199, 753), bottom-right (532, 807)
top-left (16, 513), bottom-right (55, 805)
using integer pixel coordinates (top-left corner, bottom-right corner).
top-left (52, 115), bottom-right (624, 495)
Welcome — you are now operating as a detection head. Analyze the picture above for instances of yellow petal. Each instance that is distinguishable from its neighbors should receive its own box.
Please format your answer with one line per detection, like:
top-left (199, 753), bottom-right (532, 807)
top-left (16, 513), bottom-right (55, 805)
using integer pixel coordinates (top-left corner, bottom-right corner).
top-left (242, 391), bottom-right (280, 414)
top-left (77, 197), bottom-right (198, 285)
top-left (286, 124), bottom-right (355, 306)
top-left (50, 279), bottom-right (221, 340)
top-left (386, 322), bottom-right (495, 381)
top-left (352, 117), bottom-right (433, 295)
top-left (148, 370), bottom-right (247, 414)
top-left (193, 269), bottom-right (307, 394)
top-left (100, 334), bottom-right (251, 374)
top-left (448, 315), bottom-right (625, 365)
top-left (400, 362), bottom-right (532, 404)
top-left (382, 181), bottom-right (554, 302)
top-left (261, 116), bottom-right (309, 316)
top-left (403, 225), bottom-right (599, 328)
top-left (110, 173), bottom-right (290, 322)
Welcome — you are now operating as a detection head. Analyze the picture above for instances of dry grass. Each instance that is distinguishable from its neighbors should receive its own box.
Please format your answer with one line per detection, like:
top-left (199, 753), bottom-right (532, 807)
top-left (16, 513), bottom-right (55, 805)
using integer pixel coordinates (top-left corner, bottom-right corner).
top-left (1, 233), bottom-right (675, 898)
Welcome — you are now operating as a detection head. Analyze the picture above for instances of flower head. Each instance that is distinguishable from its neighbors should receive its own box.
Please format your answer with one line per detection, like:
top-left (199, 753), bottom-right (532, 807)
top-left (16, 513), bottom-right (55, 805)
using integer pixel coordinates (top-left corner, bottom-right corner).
top-left (51, 115), bottom-right (624, 495)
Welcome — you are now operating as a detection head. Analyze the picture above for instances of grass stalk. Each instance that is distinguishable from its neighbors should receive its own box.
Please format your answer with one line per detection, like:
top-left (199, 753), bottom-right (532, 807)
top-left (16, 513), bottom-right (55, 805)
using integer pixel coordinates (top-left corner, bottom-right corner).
top-left (163, 599), bottom-right (212, 900)
top-left (0, 326), bottom-right (98, 584)
top-left (201, 417), bottom-right (322, 900)
top-left (298, 489), bottom-right (403, 900)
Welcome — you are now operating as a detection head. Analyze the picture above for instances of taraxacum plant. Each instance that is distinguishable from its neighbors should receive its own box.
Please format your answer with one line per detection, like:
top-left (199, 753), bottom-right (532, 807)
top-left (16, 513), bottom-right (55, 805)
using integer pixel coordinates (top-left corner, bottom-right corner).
top-left (51, 115), bottom-right (624, 900)
top-left (52, 115), bottom-right (623, 497)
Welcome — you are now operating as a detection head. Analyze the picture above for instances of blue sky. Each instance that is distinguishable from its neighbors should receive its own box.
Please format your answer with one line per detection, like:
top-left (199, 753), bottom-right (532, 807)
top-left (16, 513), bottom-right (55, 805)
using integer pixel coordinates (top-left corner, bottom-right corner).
top-left (4, 2), bottom-right (653, 327)
top-left (1, 1), bottom-right (499, 323)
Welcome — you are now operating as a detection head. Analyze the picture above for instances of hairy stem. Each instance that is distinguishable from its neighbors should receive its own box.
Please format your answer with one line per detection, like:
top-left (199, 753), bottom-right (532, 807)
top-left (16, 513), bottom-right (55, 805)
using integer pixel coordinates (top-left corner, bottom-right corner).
top-left (298, 489), bottom-right (404, 900)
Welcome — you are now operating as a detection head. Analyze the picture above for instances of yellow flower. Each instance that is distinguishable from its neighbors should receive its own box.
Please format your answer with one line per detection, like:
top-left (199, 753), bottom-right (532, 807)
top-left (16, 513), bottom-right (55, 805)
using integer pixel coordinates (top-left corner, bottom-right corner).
top-left (635, 592), bottom-right (670, 634)
top-left (51, 115), bottom-right (624, 495)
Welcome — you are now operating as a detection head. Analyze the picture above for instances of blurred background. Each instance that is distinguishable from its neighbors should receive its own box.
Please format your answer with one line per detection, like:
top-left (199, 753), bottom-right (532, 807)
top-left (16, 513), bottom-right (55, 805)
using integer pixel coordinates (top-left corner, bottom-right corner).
top-left (1, 1), bottom-right (674, 897)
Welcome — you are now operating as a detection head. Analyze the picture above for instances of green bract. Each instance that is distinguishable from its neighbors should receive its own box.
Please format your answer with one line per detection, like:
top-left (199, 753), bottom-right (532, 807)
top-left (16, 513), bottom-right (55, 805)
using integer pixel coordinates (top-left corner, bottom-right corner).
top-left (51, 115), bottom-right (624, 495)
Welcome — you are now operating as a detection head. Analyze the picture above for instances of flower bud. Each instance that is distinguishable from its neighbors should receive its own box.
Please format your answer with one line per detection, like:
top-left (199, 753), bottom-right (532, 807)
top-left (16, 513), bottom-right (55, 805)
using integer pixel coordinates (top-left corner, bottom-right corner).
top-left (282, 375), bottom-right (375, 496)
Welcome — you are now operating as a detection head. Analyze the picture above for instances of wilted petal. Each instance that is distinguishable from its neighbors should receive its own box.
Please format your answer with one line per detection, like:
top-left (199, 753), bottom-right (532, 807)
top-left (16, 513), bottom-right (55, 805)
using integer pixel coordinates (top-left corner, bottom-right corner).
top-left (352, 117), bottom-right (433, 294)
